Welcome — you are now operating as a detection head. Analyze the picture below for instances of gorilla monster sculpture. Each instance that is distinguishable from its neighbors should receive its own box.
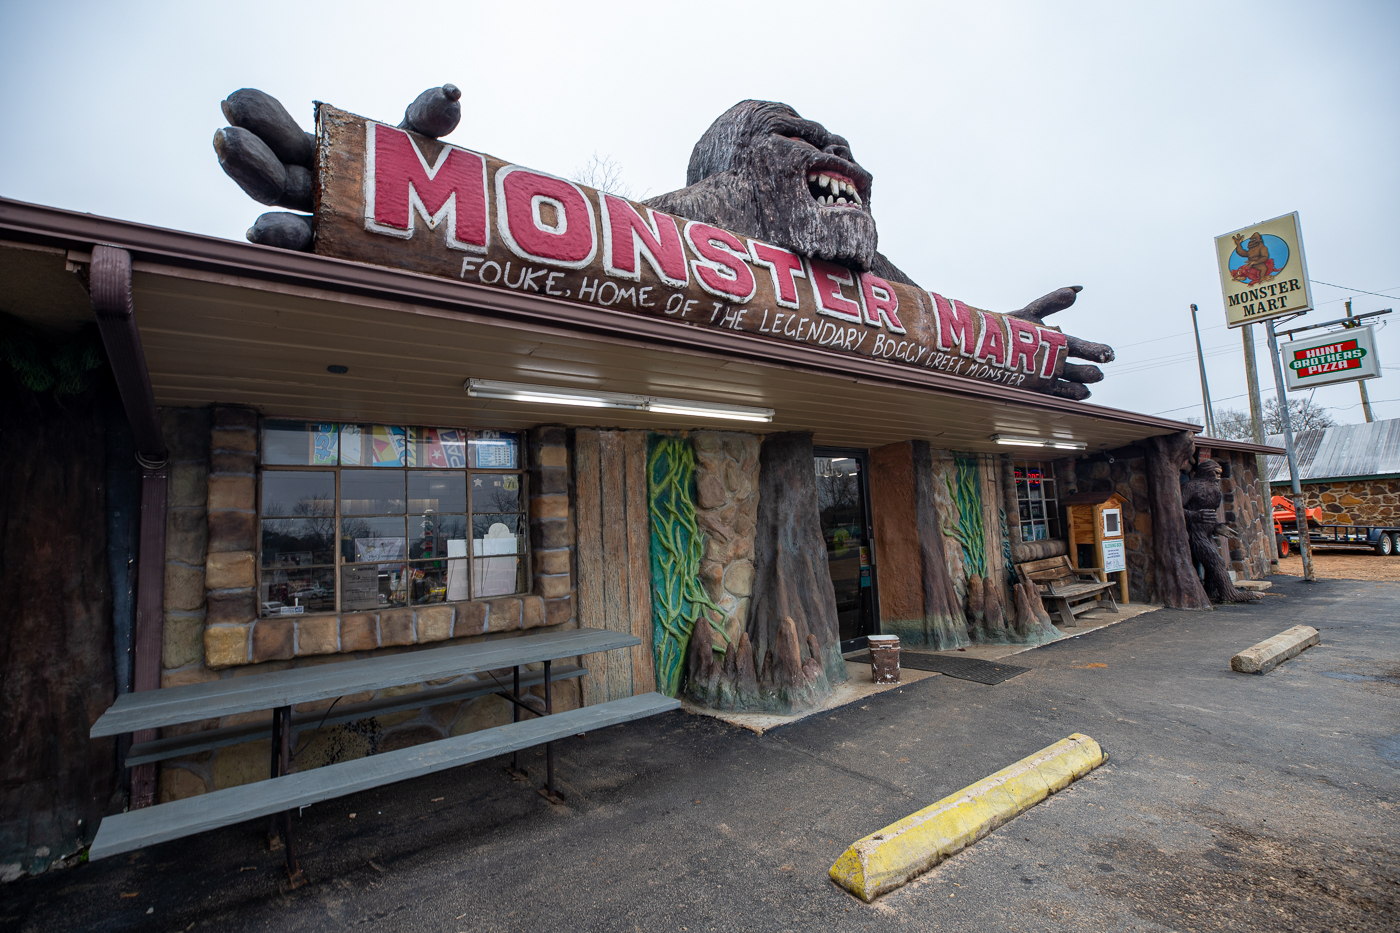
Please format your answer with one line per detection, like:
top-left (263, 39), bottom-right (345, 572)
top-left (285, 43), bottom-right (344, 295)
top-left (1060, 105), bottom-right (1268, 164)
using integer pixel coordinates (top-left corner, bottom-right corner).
top-left (215, 87), bottom-right (1112, 399)
top-left (1181, 459), bottom-right (1261, 603)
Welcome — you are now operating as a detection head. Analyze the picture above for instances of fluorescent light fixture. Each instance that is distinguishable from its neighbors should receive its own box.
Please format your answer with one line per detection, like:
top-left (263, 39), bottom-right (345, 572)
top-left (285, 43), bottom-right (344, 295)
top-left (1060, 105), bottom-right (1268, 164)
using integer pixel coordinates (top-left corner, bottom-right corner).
top-left (465, 379), bottom-right (774, 423)
top-left (991, 434), bottom-right (1087, 451)
top-left (465, 379), bottom-right (646, 410)
top-left (646, 397), bottom-right (774, 423)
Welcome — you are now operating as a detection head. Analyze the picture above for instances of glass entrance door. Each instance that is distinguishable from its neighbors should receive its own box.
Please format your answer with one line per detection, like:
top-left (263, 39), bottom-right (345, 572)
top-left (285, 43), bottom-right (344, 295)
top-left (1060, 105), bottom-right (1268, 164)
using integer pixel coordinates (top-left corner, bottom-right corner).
top-left (814, 449), bottom-right (878, 648)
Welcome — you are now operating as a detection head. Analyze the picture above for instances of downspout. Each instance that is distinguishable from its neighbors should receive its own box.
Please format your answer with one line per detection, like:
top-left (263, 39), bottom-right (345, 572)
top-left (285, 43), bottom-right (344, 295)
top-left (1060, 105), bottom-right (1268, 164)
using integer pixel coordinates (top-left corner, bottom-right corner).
top-left (90, 245), bottom-right (168, 810)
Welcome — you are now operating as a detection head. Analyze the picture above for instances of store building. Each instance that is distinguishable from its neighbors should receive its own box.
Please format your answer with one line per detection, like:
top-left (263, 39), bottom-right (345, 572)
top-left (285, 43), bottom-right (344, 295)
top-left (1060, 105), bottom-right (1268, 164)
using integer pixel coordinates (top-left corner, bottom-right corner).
top-left (0, 99), bottom-right (1284, 874)
top-left (1267, 419), bottom-right (1400, 527)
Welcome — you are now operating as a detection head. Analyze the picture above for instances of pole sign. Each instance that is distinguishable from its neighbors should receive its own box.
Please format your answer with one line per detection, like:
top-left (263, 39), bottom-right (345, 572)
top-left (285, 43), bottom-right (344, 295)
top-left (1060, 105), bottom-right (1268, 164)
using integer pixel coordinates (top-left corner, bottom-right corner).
top-left (1281, 325), bottom-right (1381, 391)
top-left (1214, 212), bottom-right (1313, 328)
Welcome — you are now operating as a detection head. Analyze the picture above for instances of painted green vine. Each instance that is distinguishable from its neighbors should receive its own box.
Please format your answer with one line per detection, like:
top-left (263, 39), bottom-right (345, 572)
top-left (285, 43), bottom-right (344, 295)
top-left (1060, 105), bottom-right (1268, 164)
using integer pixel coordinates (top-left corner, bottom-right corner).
top-left (944, 456), bottom-right (987, 577)
top-left (647, 435), bottom-right (727, 698)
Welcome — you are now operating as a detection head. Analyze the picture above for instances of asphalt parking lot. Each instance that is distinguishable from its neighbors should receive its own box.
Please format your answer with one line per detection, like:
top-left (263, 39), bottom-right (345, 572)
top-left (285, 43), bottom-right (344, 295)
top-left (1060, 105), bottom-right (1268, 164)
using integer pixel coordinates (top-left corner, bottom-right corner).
top-left (2, 574), bottom-right (1396, 932)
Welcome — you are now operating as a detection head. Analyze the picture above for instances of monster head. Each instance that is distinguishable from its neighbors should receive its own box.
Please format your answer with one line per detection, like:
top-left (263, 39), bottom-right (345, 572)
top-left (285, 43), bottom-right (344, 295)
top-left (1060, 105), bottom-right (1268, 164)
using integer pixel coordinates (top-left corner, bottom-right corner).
top-left (680, 100), bottom-right (880, 270)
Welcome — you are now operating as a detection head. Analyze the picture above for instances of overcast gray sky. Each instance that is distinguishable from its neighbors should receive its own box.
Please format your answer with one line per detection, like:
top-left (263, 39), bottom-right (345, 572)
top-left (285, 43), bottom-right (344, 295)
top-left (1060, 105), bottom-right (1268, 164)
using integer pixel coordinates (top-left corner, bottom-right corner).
top-left (2, 1), bottom-right (1396, 428)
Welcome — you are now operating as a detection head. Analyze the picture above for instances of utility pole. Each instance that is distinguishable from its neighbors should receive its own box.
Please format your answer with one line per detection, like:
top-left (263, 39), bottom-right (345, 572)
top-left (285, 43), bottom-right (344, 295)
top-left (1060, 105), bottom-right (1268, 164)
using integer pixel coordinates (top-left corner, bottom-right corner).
top-left (1345, 300), bottom-right (1376, 422)
top-left (1190, 303), bottom-right (1217, 435)
top-left (1241, 321), bottom-right (1276, 571)
top-left (1266, 319), bottom-right (1315, 582)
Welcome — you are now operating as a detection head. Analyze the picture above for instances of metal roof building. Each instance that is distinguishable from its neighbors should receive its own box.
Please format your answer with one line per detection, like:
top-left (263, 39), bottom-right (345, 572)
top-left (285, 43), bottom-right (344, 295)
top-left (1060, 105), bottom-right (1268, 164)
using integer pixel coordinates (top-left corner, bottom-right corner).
top-left (1265, 418), bottom-right (1400, 484)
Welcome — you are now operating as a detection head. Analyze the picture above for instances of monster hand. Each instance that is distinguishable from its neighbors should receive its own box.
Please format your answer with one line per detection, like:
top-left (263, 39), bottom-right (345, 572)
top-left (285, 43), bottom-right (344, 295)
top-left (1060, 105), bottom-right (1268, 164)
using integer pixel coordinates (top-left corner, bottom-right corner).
top-left (1006, 286), bottom-right (1115, 401)
top-left (213, 84), bottom-right (463, 251)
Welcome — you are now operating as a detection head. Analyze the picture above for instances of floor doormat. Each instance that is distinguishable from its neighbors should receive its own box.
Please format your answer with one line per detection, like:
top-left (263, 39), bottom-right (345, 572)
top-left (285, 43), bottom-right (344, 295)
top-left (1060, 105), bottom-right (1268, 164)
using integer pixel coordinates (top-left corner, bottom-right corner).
top-left (850, 651), bottom-right (1032, 685)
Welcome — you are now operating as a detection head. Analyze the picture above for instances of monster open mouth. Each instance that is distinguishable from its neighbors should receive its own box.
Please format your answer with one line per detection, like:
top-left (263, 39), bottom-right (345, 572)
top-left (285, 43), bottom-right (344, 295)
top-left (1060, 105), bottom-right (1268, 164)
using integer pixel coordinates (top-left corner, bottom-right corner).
top-left (807, 169), bottom-right (864, 209)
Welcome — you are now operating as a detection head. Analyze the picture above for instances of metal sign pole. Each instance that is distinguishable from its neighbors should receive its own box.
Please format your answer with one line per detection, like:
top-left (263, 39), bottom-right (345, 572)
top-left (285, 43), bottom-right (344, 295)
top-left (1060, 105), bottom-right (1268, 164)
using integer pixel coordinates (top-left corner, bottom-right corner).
top-left (1241, 323), bottom-right (1277, 572)
top-left (1190, 303), bottom-right (1216, 435)
top-left (1265, 318), bottom-right (1315, 582)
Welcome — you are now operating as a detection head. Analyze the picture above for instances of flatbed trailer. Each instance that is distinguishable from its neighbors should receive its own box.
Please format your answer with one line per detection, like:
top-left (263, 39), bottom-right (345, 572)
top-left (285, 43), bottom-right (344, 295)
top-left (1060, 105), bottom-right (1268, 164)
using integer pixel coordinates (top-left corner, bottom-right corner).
top-left (1280, 522), bottom-right (1400, 555)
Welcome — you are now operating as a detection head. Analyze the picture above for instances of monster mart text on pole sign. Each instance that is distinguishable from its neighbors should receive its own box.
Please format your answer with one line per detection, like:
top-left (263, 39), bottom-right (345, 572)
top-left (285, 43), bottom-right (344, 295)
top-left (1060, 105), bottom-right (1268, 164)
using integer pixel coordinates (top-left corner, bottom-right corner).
top-left (1281, 324), bottom-right (1382, 391)
top-left (1214, 212), bottom-right (1314, 329)
top-left (310, 104), bottom-right (1072, 394)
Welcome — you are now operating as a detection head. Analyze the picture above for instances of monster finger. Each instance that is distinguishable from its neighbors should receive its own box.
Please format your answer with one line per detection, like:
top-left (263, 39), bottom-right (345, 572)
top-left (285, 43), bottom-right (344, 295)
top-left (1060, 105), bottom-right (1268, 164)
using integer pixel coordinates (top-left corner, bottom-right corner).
top-left (221, 89), bottom-right (315, 168)
top-left (247, 213), bottom-right (314, 251)
top-left (401, 84), bottom-right (463, 138)
top-left (213, 127), bottom-right (286, 206)
top-left (1016, 285), bottom-right (1082, 321)
top-left (1047, 379), bottom-right (1092, 401)
top-left (1062, 362), bottom-right (1104, 384)
top-left (1066, 334), bottom-right (1115, 364)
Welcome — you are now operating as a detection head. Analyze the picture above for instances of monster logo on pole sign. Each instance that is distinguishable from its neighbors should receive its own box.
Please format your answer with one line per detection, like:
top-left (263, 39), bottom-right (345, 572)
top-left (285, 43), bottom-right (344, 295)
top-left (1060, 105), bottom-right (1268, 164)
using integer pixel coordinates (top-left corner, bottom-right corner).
top-left (1214, 211), bottom-right (1315, 328)
top-left (215, 86), bottom-right (1116, 400)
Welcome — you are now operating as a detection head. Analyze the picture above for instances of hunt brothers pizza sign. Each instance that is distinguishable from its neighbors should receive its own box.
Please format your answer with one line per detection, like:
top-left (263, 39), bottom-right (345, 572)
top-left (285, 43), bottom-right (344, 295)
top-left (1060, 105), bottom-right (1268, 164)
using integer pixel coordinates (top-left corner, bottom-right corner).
top-left (313, 105), bottom-right (1070, 392)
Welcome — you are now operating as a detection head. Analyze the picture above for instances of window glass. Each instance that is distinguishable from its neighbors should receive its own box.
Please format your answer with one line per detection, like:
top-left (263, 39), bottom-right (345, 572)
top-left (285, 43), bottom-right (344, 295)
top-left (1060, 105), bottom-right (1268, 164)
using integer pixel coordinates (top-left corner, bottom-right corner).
top-left (471, 472), bottom-right (521, 513)
top-left (261, 471), bottom-right (334, 517)
top-left (470, 431), bottom-right (520, 468)
top-left (263, 421), bottom-right (338, 466)
top-left (261, 519), bottom-right (335, 567)
top-left (409, 427), bottom-right (468, 468)
top-left (259, 421), bottom-right (527, 618)
top-left (261, 566), bottom-right (335, 616)
top-left (408, 471), bottom-right (467, 513)
top-left (341, 424), bottom-right (408, 467)
top-left (341, 516), bottom-right (407, 563)
top-left (341, 470), bottom-right (406, 515)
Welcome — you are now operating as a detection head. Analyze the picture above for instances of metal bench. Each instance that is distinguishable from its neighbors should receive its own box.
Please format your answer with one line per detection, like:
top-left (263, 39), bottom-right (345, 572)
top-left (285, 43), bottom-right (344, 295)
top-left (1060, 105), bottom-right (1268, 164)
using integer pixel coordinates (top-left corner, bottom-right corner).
top-left (1015, 555), bottom-right (1119, 628)
top-left (89, 628), bottom-right (678, 884)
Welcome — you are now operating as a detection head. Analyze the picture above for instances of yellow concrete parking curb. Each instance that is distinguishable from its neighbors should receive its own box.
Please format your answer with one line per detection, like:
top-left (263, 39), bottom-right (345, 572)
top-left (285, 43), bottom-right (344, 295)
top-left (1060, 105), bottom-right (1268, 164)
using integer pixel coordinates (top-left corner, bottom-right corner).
top-left (829, 733), bottom-right (1107, 901)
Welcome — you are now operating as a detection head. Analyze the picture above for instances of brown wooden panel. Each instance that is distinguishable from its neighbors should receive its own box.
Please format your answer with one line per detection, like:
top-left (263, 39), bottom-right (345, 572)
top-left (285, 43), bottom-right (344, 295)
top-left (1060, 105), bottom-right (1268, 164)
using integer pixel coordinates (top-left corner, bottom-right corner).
top-left (573, 430), bottom-right (607, 707)
top-left (623, 430), bottom-right (656, 695)
top-left (869, 442), bottom-right (922, 623)
top-left (598, 431), bottom-right (633, 701)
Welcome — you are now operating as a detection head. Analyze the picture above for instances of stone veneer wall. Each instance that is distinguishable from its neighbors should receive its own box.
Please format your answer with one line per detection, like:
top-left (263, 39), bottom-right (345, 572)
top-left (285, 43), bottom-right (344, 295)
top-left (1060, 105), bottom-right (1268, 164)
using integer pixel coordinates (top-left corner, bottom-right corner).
top-left (692, 431), bottom-right (760, 645)
top-left (1216, 450), bottom-right (1270, 580)
top-left (1271, 476), bottom-right (1400, 528)
top-left (154, 409), bottom-right (579, 803)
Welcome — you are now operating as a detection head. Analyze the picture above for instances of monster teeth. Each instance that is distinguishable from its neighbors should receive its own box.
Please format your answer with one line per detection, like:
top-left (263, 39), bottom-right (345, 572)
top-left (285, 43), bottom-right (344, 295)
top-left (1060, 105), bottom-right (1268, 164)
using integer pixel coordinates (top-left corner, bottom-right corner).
top-left (818, 174), bottom-right (831, 189)
top-left (837, 197), bottom-right (847, 205)
top-left (852, 191), bottom-right (862, 205)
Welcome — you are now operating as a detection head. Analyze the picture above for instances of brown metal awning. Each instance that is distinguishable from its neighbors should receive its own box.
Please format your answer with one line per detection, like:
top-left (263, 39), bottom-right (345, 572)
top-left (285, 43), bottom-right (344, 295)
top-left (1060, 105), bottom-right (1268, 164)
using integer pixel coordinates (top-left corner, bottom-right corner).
top-left (1, 197), bottom-right (1206, 454)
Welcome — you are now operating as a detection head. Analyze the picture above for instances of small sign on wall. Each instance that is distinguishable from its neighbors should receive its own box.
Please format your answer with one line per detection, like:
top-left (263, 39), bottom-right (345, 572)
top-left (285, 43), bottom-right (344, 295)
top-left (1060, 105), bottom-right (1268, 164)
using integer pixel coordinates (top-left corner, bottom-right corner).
top-left (1101, 538), bottom-right (1126, 573)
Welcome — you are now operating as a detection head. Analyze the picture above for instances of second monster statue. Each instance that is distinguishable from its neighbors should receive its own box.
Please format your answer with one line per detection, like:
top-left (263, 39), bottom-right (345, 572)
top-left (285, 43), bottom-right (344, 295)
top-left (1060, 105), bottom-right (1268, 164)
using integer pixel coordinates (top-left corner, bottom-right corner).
top-left (215, 86), bottom-right (1114, 400)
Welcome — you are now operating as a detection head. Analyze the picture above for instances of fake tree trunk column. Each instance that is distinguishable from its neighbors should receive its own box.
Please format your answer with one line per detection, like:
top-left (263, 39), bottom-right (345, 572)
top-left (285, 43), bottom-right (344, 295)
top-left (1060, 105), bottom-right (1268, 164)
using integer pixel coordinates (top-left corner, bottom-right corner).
top-left (737, 432), bottom-right (847, 713)
top-left (1144, 431), bottom-right (1212, 610)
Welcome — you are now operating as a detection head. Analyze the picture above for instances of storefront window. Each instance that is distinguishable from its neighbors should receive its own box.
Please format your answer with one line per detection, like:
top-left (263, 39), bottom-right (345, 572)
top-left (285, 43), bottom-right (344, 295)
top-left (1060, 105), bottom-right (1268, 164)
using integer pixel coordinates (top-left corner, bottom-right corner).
top-left (258, 421), bottom-right (526, 618)
top-left (1013, 461), bottom-right (1060, 542)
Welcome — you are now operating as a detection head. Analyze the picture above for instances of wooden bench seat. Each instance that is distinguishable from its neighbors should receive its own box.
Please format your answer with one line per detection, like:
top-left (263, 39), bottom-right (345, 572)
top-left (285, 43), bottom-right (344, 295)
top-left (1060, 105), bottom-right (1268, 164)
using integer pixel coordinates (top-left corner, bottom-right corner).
top-left (1015, 555), bottom-right (1119, 628)
top-left (124, 664), bottom-right (586, 767)
top-left (93, 627), bottom-right (635, 737)
top-left (90, 692), bottom-right (679, 860)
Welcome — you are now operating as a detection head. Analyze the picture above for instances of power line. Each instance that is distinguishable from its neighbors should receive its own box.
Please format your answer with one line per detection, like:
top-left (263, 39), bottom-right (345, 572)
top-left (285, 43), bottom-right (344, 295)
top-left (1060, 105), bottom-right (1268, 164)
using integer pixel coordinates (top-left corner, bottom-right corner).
top-left (1311, 280), bottom-right (1400, 301)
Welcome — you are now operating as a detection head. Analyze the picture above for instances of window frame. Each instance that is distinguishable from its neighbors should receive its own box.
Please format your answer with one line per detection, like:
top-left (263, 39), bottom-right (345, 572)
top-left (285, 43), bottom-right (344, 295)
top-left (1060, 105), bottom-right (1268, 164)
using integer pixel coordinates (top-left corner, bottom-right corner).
top-left (255, 422), bottom-right (530, 620)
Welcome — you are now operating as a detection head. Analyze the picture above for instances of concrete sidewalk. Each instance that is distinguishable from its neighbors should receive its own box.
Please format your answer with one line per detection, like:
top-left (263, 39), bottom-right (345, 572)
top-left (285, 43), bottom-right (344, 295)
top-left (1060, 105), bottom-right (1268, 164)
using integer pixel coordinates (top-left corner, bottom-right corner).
top-left (2, 575), bottom-right (1397, 932)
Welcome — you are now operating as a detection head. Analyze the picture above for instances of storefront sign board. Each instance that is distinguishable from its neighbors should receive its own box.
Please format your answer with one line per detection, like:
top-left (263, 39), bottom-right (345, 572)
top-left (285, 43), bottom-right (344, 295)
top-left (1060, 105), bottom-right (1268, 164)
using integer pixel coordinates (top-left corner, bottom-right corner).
top-left (1214, 212), bottom-right (1313, 328)
top-left (1281, 324), bottom-right (1381, 391)
top-left (312, 105), bottom-right (1071, 395)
